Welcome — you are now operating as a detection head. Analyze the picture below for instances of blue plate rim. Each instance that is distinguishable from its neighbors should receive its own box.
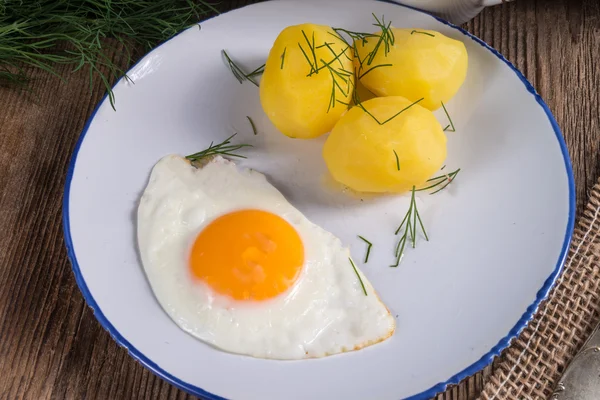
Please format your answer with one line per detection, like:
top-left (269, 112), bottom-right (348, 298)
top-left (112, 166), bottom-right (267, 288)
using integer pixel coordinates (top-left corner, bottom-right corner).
top-left (62, 1), bottom-right (576, 399)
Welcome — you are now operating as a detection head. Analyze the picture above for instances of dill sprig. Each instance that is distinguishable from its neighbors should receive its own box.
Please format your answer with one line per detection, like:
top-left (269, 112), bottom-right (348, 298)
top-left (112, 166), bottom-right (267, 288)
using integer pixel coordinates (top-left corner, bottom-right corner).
top-left (222, 50), bottom-right (264, 87)
top-left (247, 64), bottom-right (265, 78)
top-left (320, 58), bottom-right (352, 112)
top-left (0, 0), bottom-right (220, 109)
top-left (391, 187), bottom-right (428, 267)
top-left (349, 258), bottom-right (368, 296)
top-left (334, 14), bottom-right (395, 77)
top-left (297, 28), bottom-right (354, 113)
top-left (411, 30), bottom-right (435, 37)
top-left (393, 150), bottom-right (400, 170)
top-left (185, 133), bottom-right (251, 163)
top-left (311, 44), bottom-right (351, 75)
top-left (418, 168), bottom-right (461, 195)
top-left (246, 116), bottom-right (257, 135)
top-left (331, 28), bottom-right (377, 46)
top-left (366, 14), bottom-right (395, 65)
top-left (441, 101), bottom-right (455, 132)
top-left (298, 30), bottom-right (319, 75)
top-left (358, 236), bottom-right (373, 263)
top-left (299, 18), bottom-right (396, 115)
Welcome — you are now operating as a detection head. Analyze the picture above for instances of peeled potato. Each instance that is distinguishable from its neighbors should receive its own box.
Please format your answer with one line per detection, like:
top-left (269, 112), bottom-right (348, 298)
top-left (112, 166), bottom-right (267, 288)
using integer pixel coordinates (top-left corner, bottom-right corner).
top-left (354, 29), bottom-right (467, 111)
top-left (260, 23), bottom-right (354, 139)
top-left (323, 96), bottom-right (446, 193)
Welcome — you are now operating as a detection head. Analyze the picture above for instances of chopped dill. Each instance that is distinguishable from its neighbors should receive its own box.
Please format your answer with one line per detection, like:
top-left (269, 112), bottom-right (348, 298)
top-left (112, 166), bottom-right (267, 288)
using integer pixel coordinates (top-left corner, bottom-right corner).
top-left (332, 14), bottom-right (394, 79)
top-left (418, 168), bottom-right (461, 195)
top-left (355, 97), bottom-right (424, 125)
top-left (349, 258), bottom-right (368, 296)
top-left (358, 63), bottom-right (393, 79)
top-left (222, 50), bottom-right (264, 87)
top-left (247, 64), bottom-right (266, 78)
top-left (316, 42), bottom-right (334, 49)
top-left (280, 47), bottom-right (286, 69)
top-left (299, 30), bottom-right (319, 75)
top-left (297, 32), bottom-right (354, 113)
top-left (246, 116), bottom-right (257, 135)
top-left (299, 17), bottom-right (397, 114)
top-left (331, 28), bottom-right (377, 46)
top-left (441, 101), bottom-right (455, 132)
top-left (358, 236), bottom-right (373, 263)
top-left (320, 58), bottom-right (351, 112)
top-left (393, 150), bottom-right (400, 170)
top-left (321, 42), bottom-right (347, 69)
top-left (411, 30), bottom-right (435, 37)
top-left (391, 187), bottom-right (428, 267)
top-left (185, 133), bottom-right (251, 163)
top-left (366, 14), bottom-right (395, 65)
top-left (307, 47), bottom-right (350, 77)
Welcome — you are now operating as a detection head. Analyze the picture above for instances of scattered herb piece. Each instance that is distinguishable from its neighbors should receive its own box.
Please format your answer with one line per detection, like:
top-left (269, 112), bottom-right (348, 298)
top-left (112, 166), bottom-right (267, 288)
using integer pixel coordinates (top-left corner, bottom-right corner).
top-left (298, 42), bottom-right (316, 75)
top-left (246, 116), bottom-right (257, 135)
top-left (299, 30), bottom-right (319, 75)
top-left (222, 50), bottom-right (264, 87)
top-left (320, 58), bottom-right (351, 112)
top-left (316, 42), bottom-right (334, 49)
top-left (331, 28), bottom-right (377, 46)
top-left (418, 168), bottom-right (461, 194)
top-left (321, 42), bottom-right (349, 68)
top-left (358, 236), bottom-right (373, 263)
top-left (352, 41), bottom-right (367, 75)
top-left (246, 64), bottom-right (265, 78)
top-left (441, 101), bottom-right (455, 132)
top-left (366, 14), bottom-right (395, 65)
top-left (307, 47), bottom-right (350, 77)
top-left (300, 17), bottom-right (395, 114)
top-left (185, 133), bottom-right (251, 163)
top-left (349, 258), bottom-right (368, 296)
top-left (280, 47), bottom-right (286, 69)
top-left (358, 63), bottom-right (393, 79)
top-left (355, 97), bottom-right (424, 125)
top-left (393, 150), bottom-right (400, 171)
top-left (411, 30), bottom-right (435, 37)
top-left (391, 187), bottom-right (428, 267)
top-left (298, 40), bottom-right (353, 112)
top-left (333, 14), bottom-right (394, 77)
top-left (441, 165), bottom-right (446, 171)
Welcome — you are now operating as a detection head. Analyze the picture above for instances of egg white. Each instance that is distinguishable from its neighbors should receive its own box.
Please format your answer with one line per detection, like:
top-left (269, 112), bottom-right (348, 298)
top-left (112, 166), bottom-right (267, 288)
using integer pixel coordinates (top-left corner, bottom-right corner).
top-left (137, 155), bottom-right (395, 359)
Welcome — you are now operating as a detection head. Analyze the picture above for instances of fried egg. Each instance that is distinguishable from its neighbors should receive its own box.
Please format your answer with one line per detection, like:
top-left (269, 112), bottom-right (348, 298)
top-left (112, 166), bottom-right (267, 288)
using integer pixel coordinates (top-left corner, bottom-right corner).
top-left (137, 155), bottom-right (395, 359)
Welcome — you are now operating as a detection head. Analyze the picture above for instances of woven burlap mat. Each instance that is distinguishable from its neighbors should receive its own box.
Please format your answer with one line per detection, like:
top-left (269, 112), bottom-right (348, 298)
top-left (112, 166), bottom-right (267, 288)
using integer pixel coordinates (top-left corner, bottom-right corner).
top-left (478, 179), bottom-right (600, 399)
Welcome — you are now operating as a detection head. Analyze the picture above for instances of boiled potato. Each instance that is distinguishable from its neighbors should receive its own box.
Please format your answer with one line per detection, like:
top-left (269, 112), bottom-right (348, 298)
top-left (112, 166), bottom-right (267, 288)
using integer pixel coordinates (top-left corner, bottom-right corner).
top-left (260, 24), bottom-right (354, 139)
top-left (323, 96), bottom-right (446, 193)
top-left (353, 29), bottom-right (467, 111)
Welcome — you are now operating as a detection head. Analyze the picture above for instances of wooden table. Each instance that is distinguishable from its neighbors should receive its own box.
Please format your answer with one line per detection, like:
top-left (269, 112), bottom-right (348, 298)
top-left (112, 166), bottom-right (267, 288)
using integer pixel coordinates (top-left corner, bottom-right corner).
top-left (0, 0), bottom-right (598, 398)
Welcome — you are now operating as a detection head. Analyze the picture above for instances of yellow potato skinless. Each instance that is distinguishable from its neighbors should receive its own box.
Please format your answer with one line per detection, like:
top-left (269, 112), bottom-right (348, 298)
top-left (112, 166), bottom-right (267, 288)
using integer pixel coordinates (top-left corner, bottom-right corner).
top-left (354, 28), bottom-right (468, 111)
top-left (260, 23), bottom-right (354, 139)
top-left (323, 96), bottom-right (446, 193)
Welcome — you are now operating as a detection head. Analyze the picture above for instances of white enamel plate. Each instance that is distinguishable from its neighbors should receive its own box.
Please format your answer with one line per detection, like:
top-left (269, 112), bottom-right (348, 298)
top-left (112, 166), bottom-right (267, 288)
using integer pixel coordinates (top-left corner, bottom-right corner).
top-left (63, 1), bottom-right (575, 399)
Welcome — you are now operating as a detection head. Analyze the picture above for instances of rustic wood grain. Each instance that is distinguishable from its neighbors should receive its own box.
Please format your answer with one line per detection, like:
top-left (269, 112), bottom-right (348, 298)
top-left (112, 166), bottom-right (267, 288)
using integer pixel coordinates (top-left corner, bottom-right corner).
top-left (0, 0), bottom-right (598, 399)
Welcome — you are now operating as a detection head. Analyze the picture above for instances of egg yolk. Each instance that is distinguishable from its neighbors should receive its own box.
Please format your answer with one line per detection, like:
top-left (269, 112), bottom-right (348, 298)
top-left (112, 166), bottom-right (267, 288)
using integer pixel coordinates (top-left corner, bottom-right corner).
top-left (189, 209), bottom-right (304, 301)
